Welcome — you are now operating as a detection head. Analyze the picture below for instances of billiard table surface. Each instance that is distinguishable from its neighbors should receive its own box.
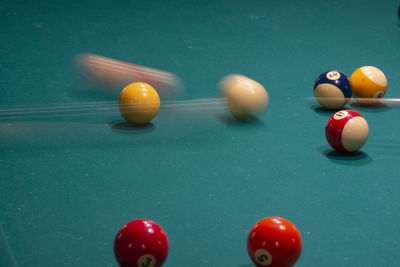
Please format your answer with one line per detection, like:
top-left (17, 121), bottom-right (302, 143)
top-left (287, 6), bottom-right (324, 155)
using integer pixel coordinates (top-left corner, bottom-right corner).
top-left (1, 1), bottom-right (400, 266)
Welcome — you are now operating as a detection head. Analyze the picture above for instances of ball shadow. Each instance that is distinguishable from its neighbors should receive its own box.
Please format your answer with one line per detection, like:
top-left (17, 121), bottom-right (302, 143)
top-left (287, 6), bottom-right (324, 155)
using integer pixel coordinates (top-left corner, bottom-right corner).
top-left (349, 102), bottom-right (391, 112)
top-left (216, 114), bottom-right (266, 128)
top-left (318, 146), bottom-right (372, 166)
top-left (109, 121), bottom-right (156, 134)
top-left (309, 105), bottom-right (340, 116)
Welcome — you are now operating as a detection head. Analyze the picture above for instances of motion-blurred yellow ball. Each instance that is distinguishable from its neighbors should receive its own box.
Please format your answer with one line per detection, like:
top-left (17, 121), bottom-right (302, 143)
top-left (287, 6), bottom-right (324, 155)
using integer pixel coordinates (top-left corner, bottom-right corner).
top-left (220, 74), bottom-right (269, 120)
top-left (118, 82), bottom-right (160, 125)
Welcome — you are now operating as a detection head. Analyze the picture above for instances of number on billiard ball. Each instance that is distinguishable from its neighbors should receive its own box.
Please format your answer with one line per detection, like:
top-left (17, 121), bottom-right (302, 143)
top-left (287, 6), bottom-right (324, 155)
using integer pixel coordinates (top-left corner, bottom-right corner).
top-left (138, 254), bottom-right (156, 267)
top-left (255, 249), bottom-right (272, 266)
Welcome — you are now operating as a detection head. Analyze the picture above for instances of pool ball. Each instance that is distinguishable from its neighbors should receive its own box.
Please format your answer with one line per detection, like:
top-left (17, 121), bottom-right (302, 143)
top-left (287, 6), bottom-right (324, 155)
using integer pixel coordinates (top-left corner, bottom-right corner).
top-left (313, 70), bottom-right (352, 109)
top-left (219, 74), bottom-right (249, 96)
top-left (247, 217), bottom-right (302, 267)
top-left (325, 110), bottom-right (369, 153)
top-left (118, 82), bottom-right (160, 125)
top-left (350, 66), bottom-right (387, 101)
top-left (219, 74), bottom-right (269, 119)
top-left (114, 219), bottom-right (169, 267)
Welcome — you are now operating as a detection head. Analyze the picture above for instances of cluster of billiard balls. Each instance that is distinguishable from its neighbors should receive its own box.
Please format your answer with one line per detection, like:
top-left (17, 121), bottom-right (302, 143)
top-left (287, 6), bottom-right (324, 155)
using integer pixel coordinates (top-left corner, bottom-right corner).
top-left (314, 66), bottom-right (388, 109)
top-left (114, 67), bottom-right (388, 266)
top-left (120, 5), bottom-right (397, 127)
top-left (114, 217), bottom-right (302, 267)
top-left (314, 66), bottom-right (388, 153)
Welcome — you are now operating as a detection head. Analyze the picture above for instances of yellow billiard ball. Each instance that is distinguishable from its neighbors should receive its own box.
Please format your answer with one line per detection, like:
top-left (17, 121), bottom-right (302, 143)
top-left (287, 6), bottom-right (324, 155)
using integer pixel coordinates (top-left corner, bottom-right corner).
top-left (118, 82), bottom-right (160, 125)
top-left (350, 66), bottom-right (387, 99)
top-left (219, 74), bottom-right (269, 120)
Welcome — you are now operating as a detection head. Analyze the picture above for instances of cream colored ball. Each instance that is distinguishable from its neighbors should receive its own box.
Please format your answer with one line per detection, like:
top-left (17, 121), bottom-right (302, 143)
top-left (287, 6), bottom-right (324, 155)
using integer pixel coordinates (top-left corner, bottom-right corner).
top-left (220, 74), bottom-right (269, 119)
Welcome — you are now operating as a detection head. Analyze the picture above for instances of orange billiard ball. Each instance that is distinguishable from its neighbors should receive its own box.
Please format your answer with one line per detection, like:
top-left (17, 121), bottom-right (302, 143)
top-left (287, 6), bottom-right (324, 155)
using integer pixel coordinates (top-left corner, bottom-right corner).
top-left (118, 82), bottom-right (160, 125)
top-left (247, 217), bottom-right (302, 267)
top-left (114, 219), bottom-right (169, 267)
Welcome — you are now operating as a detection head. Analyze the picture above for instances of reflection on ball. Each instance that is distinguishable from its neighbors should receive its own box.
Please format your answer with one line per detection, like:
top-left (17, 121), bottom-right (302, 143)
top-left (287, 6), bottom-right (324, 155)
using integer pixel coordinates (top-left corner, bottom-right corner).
top-left (219, 74), bottom-right (269, 120)
top-left (118, 82), bottom-right (160, 125)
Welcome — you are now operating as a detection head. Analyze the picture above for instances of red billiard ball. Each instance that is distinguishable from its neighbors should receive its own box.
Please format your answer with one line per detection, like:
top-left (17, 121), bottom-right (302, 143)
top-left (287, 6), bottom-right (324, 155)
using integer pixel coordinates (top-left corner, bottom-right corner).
top-left (325, 110), bottom-right (369, 153)
top-left (114, 219), bottom-right (169, 267)
top-left (247, 217), bottom-right (302, 267)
